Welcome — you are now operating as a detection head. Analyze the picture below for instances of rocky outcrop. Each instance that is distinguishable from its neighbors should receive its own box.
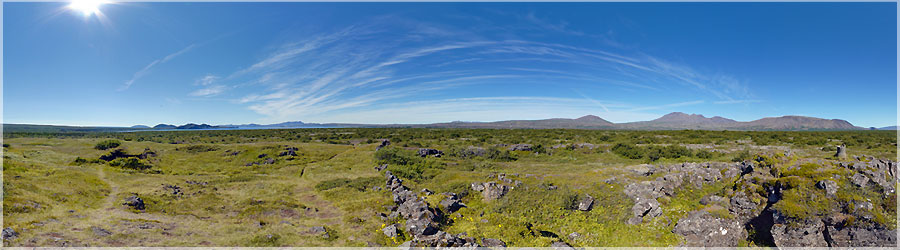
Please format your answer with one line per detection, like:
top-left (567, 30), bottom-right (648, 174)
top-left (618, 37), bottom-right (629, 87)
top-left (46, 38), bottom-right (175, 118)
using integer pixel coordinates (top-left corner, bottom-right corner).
top-left (507, 144), bottom-right (533, 151)
top-left (825, 222), bottom-right (897, 247)
top-left (471, 182), bottom-right (509, 201)
top-left (625, 162), bottom-right (744, 224)
top-left (845, 158), bottom-right (897, 194)
top-left (375, 140), bottom-right (390, 151)
top-left (439, 193), bottom-right (466, 214)
top-left (384, 171), bottom-right (477, 247)
top-left (417, 148), bottom-right (443, 157)
top-left (771, 217), bottom-right (827, 247)
top-left (2, 227), bottom-right (17, 241)
top-left (122, 195), bottom-right (145, 210)
top-left (279, 146), bottom-right (298, 157)
top-left (673, 211), bottom-right (746, 247)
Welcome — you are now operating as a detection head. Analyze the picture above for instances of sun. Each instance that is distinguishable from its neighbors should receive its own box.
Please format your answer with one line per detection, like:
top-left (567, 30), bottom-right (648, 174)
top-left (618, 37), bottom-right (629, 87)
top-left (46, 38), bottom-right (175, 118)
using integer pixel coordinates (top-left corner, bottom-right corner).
top-left (68, 0), bottom-right (108, 17)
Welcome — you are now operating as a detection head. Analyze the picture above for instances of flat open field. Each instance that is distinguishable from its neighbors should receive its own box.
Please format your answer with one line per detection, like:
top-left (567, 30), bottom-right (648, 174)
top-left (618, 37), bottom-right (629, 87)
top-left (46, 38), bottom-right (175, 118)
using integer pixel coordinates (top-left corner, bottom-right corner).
top-left (2, 129), bottom-right (897, 247)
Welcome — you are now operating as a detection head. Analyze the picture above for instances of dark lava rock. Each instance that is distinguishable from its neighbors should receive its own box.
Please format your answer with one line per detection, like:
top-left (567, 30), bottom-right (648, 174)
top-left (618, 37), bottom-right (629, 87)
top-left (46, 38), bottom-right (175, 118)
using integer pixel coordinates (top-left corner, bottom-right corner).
top-left (457, 146), bottom-right (486, 158)
top-left (122, 195), bottom-right (145, 210)
top-left (439, 193), bottom-right (466, 214)
top-left (826, 223), bottom-right (897, 247)
top-left (100, 149), bottom-right (131, 161)
top-left (91, 226), bottom-right (112, 237)
top-left (257, 153), bottom-right (267, 158)
top-left (138, 148), bottom-right (157, 159)
top-left (850, 173), bottom-right (870, 187)
top-left (481, 238), bottom-right (506, 247)
top-left (374, 164), bottom-right (388, 171)
top-left (481, 182), bottom-right (509, 201)
top-left (673, 210), bottom-right (746, 247)
top-left (417, 148), bottom-right (443, 157)
top-left (771, 219), bottom-right (827, 247)
top-left (162, 184), bottom-right (183, 196)
top-left (309, 226), bottom-right (329, 238)
top-left (507, 144), bottom-right (533, 151)
top-left (577, 194), bottom-right (594, 211)
top-left (375, 140), bottom-right (391, 151)
top-left (2, 227), bottom-right (17, 240)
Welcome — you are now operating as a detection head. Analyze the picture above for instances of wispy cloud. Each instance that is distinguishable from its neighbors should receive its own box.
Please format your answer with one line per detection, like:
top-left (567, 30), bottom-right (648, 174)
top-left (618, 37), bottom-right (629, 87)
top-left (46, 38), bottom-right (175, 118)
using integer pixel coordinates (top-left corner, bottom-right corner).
top-left (190, 85), bottom-right (227, 97)
top-left (193, 15), bottom-right (752, 124)
top-left (120, 43), bottom-right (197, 91)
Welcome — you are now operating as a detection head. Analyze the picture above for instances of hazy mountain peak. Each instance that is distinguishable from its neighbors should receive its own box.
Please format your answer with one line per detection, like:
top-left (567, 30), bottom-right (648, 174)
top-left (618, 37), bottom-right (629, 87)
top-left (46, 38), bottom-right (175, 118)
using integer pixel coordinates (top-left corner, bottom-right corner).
top-left (576, 115), bottom-right (607, 122)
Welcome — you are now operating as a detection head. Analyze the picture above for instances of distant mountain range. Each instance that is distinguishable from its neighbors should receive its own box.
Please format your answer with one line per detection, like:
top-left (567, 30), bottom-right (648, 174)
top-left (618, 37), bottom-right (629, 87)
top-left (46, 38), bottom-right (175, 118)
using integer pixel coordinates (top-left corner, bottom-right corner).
top-left (878, 126), bottom-right (898, 130)
top-left (400, 112), bottom-right (862, 130)
top-left (5, 112), bottom-right (894, 133)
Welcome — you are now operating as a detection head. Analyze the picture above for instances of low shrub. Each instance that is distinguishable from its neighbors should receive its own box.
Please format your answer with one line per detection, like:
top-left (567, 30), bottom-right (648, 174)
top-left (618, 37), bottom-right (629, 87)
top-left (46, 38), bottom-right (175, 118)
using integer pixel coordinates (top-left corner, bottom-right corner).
top-left (108, 157), bottom-right (152, 170)
top-left (176, 145), bottom-right (219, 153)
top-left (94, 139), bottom-right (121, 150)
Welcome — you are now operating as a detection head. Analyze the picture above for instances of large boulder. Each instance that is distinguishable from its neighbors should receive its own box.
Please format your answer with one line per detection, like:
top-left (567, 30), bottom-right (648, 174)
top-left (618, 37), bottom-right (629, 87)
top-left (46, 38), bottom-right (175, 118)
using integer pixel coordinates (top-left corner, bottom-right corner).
top-left (2, 227), bottom-right (17, 241)
top-left (481, 182), bottom-right (509, 201)
top-left (673, 211), bottom-right (746, 247)
top-left (577, 195), bottom-right (594, 211)
top-left (771, 219), bottom-right (827, 247)
top-left (628, 198), bottom-right (662, 224)
top-left (834, 145), bottom-right (847, 159)
top-left (122, 195), bottom-right (145, 210)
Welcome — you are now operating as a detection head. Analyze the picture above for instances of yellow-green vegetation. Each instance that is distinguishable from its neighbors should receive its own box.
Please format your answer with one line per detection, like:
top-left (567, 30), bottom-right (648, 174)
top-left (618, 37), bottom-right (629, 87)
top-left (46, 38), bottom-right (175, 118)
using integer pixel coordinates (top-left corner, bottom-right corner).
top-left (2, 128), bottom-right (897, 246)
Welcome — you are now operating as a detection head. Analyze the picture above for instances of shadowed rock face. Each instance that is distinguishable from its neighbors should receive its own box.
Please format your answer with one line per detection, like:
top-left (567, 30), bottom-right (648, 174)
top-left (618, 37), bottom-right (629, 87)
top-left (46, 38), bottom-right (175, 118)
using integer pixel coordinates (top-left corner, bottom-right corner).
top-left (674, 211), bottom-right (746, 247)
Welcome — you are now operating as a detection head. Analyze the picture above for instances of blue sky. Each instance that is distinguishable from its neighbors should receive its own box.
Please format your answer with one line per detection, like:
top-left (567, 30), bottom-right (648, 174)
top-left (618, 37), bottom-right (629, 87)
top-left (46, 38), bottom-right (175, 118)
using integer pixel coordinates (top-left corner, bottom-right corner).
top-left (3, 2), bottom-right (897, 127)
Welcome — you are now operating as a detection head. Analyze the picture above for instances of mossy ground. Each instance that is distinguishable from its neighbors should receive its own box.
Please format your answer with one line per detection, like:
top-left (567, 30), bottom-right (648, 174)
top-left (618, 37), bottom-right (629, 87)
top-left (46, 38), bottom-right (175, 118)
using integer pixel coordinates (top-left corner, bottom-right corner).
top-left (2, 129), bottom-right (896, 246)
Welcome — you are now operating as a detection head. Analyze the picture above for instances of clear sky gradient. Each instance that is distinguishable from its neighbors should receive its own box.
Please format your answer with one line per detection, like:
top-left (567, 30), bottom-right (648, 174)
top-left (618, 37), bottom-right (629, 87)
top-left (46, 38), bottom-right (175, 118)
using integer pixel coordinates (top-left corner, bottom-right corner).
top-left (3, 2), bottom-right (897, 127)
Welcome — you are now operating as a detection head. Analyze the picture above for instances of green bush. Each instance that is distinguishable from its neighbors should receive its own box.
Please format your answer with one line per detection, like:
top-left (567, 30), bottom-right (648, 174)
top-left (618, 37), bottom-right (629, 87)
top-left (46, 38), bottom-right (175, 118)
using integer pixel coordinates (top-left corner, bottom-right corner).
top-left (612, 143), bottom-right (644, 159)
top-left (646, 145), bottom-right (693, 161)
top-left (732, 150), bottom-right (752, 162)
top-left (485, 147), bottom-right (517, 161)
top-left (94, 139), bottom-right (121, 150)
top-left (176, 144), bottom-right (219, 153)
top-left (696, 150), bottom-right (715, 159)
top-left (374, 147), bottom-right (421, 165)
top-left (108, 157), bottom-right (152, 170)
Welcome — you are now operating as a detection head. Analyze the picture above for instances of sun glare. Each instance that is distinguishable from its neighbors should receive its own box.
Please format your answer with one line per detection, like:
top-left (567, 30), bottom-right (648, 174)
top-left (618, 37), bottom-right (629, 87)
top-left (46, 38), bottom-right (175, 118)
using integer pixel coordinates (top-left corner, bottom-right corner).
top-left (68, 0), bottom-right (107, 17)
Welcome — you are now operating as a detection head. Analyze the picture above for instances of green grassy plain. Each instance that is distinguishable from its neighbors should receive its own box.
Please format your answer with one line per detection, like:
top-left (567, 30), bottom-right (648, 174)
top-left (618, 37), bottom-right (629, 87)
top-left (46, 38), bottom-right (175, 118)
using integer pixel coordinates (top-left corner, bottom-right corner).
top-left (2, 129), bottom-right (896, 246)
